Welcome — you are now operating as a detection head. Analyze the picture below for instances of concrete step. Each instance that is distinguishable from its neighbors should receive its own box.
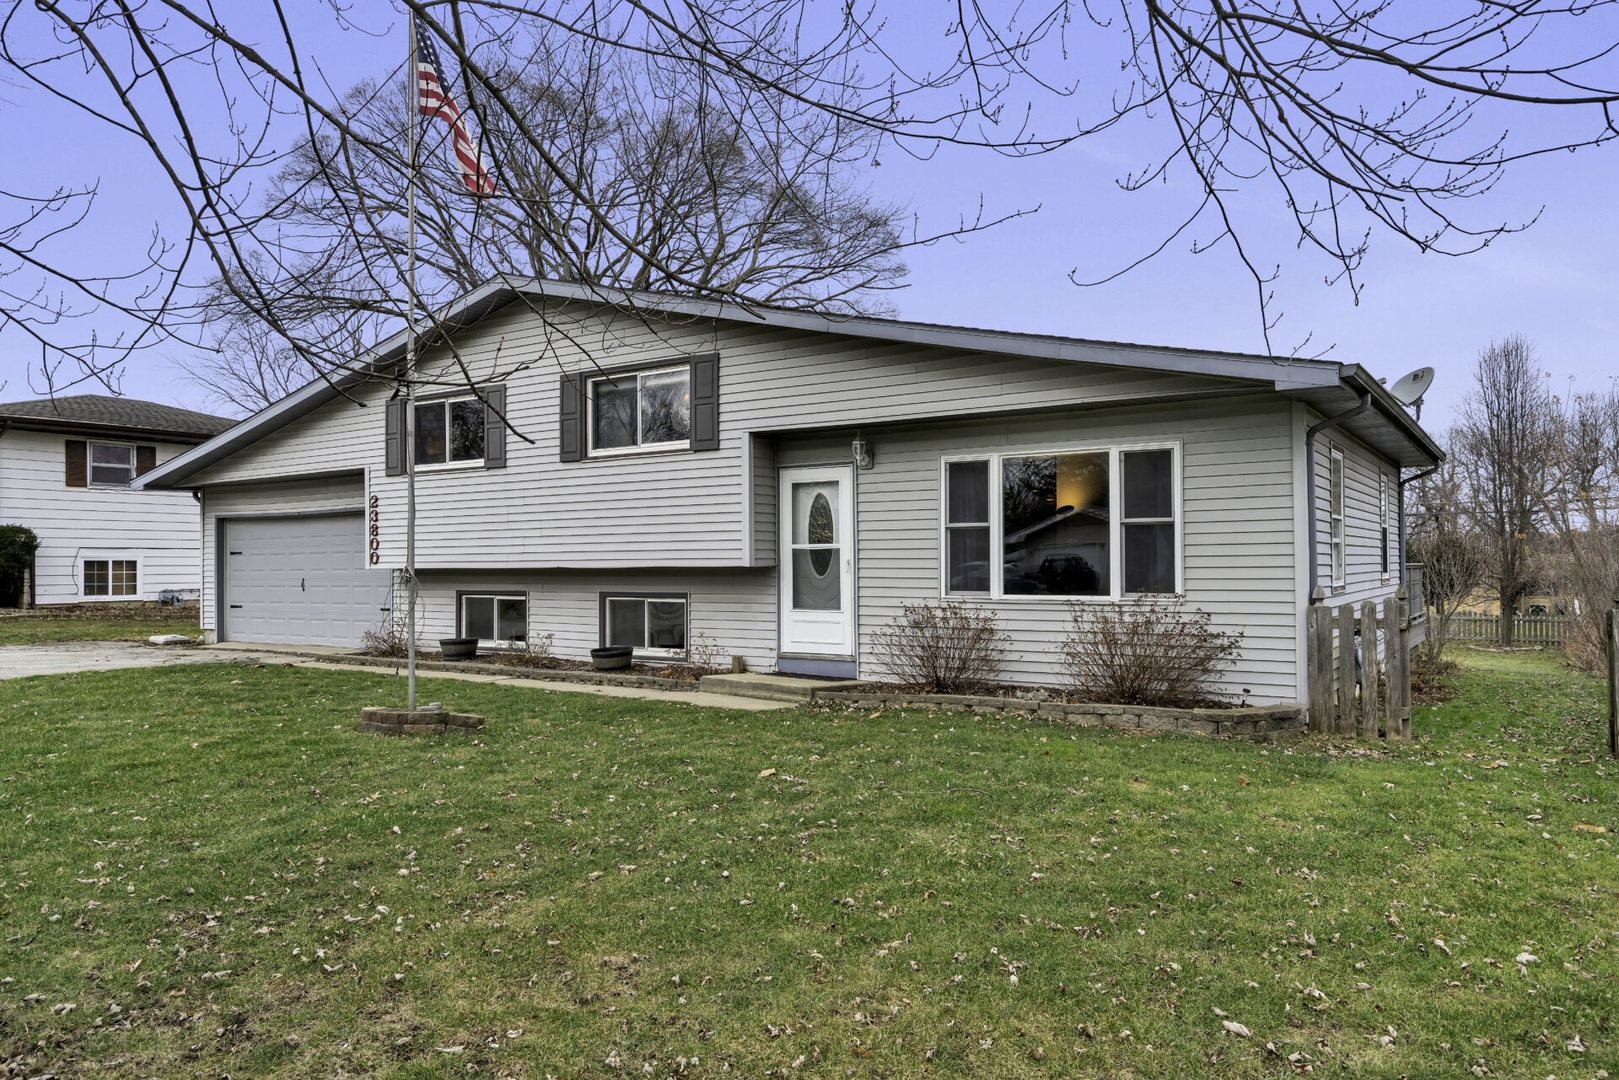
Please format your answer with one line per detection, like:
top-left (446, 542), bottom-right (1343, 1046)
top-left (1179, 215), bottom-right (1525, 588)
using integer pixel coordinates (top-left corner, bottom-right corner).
top-left (698, 672), bottom-right (872, 702)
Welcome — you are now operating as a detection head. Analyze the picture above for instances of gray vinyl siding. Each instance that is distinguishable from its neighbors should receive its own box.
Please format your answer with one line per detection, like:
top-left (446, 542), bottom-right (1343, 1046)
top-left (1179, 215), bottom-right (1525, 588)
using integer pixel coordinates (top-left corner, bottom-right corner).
top-left (776, 397), bottom-right (1301, 704)
top-left (1312, 426), bottom-right (1401, 610)
top-left (413, 568), bottom-right (778, 668)
top-left (198, 475), bottom-right (368, 635)
top-left (0, 429), bottom-right (202, 604)
top-left (182, 300), bottom-right (1260, 571)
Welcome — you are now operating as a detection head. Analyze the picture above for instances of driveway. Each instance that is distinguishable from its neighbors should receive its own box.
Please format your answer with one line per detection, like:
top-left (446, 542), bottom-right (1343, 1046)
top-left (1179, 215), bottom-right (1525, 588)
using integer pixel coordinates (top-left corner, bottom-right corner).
top-left (0, 641), bottom-right (290, 680)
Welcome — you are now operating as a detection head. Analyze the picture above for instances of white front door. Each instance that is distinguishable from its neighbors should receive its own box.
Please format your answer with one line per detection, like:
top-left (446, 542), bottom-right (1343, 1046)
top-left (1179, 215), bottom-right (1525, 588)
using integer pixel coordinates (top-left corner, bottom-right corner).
top-left (779, 465), bottom-right (855, 657)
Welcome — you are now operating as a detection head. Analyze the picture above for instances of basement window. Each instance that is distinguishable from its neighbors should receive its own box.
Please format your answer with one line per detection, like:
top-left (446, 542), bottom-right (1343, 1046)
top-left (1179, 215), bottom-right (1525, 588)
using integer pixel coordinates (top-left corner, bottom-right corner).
top-left (601, 594), bottom-right (687, 658)
top-left (460, 593), bottom-right (526, 646)
top-left (84, 559), bottom-right (137, 597)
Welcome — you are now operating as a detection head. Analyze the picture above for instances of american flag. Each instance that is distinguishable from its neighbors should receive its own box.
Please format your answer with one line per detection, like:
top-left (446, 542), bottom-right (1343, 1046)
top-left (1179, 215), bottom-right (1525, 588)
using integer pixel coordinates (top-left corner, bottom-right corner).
top-left (413, 15), bottom-right (496, 194)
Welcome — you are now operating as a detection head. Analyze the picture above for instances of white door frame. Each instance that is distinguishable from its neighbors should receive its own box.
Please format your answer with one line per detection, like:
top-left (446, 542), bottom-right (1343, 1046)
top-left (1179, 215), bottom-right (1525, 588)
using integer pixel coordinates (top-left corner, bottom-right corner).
top-left (778, 464), bottom-right (856, 659)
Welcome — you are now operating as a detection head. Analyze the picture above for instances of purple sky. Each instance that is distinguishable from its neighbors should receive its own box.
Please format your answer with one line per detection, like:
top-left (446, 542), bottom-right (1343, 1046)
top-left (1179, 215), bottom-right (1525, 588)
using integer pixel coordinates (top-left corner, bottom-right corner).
top-left (4, 4), bottom-right (1615, 434)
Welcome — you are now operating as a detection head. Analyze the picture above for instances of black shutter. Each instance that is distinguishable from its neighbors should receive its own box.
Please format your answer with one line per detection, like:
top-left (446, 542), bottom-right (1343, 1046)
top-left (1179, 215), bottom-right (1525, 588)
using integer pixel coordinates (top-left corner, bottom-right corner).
top-left (384, 397), bottom-right (408, 476)
top-left (483, 384), bottom-right (507, 469)
top-left (65, 440), bottom-right (87, 487)
top-left (690, 353), bottom-right (719, 452)
top-left (559, 373), bottom-right (583, 462)
top-left (135, 445), bottom-right (157, 477)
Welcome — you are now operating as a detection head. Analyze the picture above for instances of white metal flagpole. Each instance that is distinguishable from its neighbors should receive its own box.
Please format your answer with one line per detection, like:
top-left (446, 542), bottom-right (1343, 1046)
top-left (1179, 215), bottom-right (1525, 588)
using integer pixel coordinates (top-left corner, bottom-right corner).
top-left (405, 14), bottom-right (419, 712)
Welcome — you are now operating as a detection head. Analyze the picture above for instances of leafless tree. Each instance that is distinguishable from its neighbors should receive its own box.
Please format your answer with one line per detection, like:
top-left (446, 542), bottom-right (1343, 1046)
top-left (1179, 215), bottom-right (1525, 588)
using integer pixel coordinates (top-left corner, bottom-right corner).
top-left (1452, 336), bottom-right (1554, 645)
top-left (3, 1), bottom-right (1619, 400)
top-left (1407, 446), bottom-right (1487, 660)
top-left (1537, 388), bottom-right (1619, 670)
top-left (188, 26), bottom-right (940, 410)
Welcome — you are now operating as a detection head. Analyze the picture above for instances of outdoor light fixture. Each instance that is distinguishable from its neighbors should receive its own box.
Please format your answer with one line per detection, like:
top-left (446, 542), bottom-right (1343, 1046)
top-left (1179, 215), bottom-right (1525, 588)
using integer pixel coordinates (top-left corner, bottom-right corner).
top-left (852, 438), bottom-right (873, 470)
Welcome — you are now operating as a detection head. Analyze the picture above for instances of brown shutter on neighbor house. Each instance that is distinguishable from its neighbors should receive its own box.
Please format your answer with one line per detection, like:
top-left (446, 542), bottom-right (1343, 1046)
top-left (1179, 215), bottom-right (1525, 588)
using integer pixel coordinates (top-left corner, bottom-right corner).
top-left (384, 397), bottom-right (408, 476)
top-left (689, 353), bottom-right (720, 452)
top-left (559, 373), bottom-right (583, 462)
top-left (483, 383), bottom-right (507, 469)
top-left (135, 445), bottom-right (157, 476)
top-left (65, 440), bottom-right (87, 487)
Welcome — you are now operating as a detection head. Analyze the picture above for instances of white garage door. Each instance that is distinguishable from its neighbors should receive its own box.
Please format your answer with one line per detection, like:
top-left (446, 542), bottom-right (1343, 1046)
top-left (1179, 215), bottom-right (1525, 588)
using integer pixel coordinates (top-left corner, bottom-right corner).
top-left (222, 514), bottom-right (391, 647)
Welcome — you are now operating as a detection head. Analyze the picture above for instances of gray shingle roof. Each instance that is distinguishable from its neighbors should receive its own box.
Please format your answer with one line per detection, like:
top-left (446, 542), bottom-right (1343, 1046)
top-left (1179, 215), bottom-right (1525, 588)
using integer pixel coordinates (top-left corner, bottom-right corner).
top-left (0, 394), bottom-right (234, 438)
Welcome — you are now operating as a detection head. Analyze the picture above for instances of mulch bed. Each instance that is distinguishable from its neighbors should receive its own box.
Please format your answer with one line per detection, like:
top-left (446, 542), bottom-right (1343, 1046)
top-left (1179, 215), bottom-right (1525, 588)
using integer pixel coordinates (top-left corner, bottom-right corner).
top-left (0, 601), bottom-right (197, 621)
top-left (853, 679), bottom-right (1234, 710)
top-left (357, 648), bottom-right (724, 682)
top-left (1410, 654), bottom-right (1461, 705)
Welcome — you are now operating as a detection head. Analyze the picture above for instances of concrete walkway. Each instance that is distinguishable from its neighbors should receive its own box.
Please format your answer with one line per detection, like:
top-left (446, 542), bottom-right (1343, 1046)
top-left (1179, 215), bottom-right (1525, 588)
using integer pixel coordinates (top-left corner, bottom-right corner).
top-left (0, 639), bottom-right (792, 712)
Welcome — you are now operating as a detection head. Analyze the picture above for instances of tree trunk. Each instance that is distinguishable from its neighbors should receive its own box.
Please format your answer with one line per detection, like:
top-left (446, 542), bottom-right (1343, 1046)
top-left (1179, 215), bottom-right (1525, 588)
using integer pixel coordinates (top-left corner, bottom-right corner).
top-left (1500, 582), bottom-right (1516, 645)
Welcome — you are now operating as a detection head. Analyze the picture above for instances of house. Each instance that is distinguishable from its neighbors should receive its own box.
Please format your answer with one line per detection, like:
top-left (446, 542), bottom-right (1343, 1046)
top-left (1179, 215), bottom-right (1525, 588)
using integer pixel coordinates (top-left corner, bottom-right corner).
top-left (0, 395), bottom-right (235, 606)
top-left (133, 279), bottom-right (1441, 705)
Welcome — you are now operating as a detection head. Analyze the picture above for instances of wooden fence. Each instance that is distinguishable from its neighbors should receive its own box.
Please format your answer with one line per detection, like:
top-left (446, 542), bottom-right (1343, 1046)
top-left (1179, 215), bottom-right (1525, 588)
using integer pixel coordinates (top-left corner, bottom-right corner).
top-left (1446, 613), bottom-right (1567, 645)
top-left (1305, 589), bottom-right (1411, 739)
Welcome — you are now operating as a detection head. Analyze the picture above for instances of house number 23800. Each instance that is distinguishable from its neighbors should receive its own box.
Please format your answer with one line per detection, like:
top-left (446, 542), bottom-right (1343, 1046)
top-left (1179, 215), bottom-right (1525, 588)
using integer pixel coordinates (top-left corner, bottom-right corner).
top-left (368, 494), bottom-right (381, 565)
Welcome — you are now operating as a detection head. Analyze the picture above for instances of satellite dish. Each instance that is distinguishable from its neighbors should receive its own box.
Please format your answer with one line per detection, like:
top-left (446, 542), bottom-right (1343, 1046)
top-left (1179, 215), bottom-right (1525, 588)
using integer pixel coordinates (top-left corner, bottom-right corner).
top-left (1389, 367), bottom-right (1435, 419)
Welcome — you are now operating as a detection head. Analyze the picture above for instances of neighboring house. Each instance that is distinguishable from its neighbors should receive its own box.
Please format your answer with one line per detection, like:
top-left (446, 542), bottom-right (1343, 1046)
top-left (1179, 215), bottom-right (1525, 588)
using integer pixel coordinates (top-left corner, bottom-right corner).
top-left (134, 279), bottom-right (1441, 705)
top-left (0, 395), bottom-right (235, 606)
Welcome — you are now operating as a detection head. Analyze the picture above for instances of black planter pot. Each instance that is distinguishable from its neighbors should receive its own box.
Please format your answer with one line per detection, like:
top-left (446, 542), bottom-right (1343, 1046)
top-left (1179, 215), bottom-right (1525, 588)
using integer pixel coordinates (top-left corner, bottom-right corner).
top-left (439, 637), bottom-right (478, 661)
top-left (590, 646), bottom-right (633, 671)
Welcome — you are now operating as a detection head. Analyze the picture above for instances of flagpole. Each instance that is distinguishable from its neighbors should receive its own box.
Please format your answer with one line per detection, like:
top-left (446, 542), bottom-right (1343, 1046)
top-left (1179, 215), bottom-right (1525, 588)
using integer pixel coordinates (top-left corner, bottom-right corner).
top-left (405, 13), bottom-right (419, 712)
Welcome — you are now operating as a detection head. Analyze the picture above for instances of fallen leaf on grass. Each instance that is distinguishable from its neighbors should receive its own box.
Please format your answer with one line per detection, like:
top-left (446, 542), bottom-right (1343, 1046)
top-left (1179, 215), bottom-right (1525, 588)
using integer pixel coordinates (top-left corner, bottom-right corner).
top-left (1572, 823), bottom-right (1607, 834)
top-left (758, 768), bottom-right (776, 778)
top-left (1222, 1020), bottom-right (1251, 1038)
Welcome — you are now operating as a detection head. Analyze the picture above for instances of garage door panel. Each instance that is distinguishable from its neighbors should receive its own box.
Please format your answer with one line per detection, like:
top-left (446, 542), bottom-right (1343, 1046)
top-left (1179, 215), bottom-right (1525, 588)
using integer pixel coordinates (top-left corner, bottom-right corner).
top-left (222, 514), bottom-right (391, 647)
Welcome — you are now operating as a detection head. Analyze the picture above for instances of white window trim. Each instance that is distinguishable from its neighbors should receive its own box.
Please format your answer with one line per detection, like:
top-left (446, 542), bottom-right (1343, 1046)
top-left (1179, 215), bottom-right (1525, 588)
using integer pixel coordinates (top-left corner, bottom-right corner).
top-left (458, 591), bottom-right (528, 648)
top-left (81, 556), bottom-right (140, 599)
top-left (1379, 473), bottom-right (1391, 584)
top-left (587, 365), bottom-right (693, 457)
top-left (1329, 447), bottom-right (1346, 589)
top-left (602, 594), bottom-right (689, 659)
top-left (413, 395), bottom-right (487, 472)
top-left (938, 441), bottom-right (1183, 601)
top-left (87, 440), bottom-right (136, 488)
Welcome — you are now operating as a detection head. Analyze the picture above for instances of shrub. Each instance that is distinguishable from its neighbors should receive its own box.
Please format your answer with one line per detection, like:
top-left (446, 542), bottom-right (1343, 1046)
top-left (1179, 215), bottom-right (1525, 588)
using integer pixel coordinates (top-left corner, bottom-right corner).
top-left (359, 621), bottom-right (412, 658)
top-left (868, 601), bottom-right (1010, 693)
top-left (0, 525), bottom-right (40, 608)
top-left (686, 631), bottom-right (728, 674)
top-left (1058, 598), bottom-right (1242, 708)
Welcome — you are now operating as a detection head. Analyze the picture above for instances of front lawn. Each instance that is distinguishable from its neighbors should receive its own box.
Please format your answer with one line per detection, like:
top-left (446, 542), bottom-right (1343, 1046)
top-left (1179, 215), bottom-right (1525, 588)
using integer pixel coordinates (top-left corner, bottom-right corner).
top-left (0, 658), bottom-right (1613, 1078)
top-left (0, 603), bottom-right (199, 646)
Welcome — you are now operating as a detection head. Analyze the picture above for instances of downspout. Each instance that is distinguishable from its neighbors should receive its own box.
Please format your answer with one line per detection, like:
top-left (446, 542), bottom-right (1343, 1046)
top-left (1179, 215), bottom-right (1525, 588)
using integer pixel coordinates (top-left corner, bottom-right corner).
top-left (1305, 392), bottom-right (1372, 599)
top-left (1396, 463), bottom-right (1440, 585)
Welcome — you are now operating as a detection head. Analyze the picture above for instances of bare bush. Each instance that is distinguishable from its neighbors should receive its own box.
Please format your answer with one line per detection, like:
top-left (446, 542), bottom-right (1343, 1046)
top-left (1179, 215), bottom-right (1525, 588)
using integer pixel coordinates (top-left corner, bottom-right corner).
top-left (869, 602), bottom-right (1010, 693)
top-left (1059, 599), bottom-right (1242, 708)
top-left (685, 632), bottom-right (728, 675)
top-left (360, 621), bottom-right (411, 658)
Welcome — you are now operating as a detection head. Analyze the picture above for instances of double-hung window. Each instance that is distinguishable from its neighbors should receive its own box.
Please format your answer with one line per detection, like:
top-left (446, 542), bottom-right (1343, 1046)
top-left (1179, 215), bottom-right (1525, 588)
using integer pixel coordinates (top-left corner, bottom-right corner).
top-left (84, 559), bottom-right (137, 597)
top-left (89, 443), bottom-right (135, 487)
top-left (602, 594), bottom-right (687, 657)
top-left (942, 444), bottom-right (1180, 599)
top-left (1379, 473), bottom-right (1391, 579)
top-left (1329, 448), bottom-right (1346, 588)
top-left (414, 396), bottom-right (486, 467)
top-left (590, 366), bottom-right (691, 454)
top-left (460, 593), bottom-right (527, 646)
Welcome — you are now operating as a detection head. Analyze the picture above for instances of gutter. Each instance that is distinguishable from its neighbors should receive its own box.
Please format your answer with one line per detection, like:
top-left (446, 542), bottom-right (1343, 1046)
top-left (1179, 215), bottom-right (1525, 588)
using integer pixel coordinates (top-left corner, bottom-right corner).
top-left (1305, 391), bottom-right (1372, 599)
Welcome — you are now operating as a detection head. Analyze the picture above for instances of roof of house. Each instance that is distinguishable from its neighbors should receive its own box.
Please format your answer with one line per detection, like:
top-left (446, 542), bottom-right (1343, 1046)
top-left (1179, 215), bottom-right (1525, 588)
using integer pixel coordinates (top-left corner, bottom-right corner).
top-left (0, 394), bottom-right (235, 442)
top-left (134, 276), bottom-right (1444, 489)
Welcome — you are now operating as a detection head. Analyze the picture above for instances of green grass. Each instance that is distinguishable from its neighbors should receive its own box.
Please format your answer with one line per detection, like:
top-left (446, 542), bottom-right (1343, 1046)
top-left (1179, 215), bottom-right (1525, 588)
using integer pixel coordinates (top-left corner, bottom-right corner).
top-left (0, 660), bottom-right (1615, 1078)
top-left (0, 607), bottom-right (199, 646)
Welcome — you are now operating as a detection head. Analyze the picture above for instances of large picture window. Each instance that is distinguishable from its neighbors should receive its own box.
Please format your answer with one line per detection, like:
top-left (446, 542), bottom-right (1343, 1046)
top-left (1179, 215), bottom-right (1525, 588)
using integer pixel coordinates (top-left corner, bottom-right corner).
top-left (415, 396), bottom-right (486, 467)
top-left (942, 444), bottom-right (1180, 599)
top-left (602, 594), bottom-right (687, 657)
top-left (84, 559), bottom-right (137, 597)
top-left (89, 443), bottom-right (135, 487)
top-left (590, 366), bottom-right (691, 453)
top-left (460, 593), bottom-right (527, 645)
